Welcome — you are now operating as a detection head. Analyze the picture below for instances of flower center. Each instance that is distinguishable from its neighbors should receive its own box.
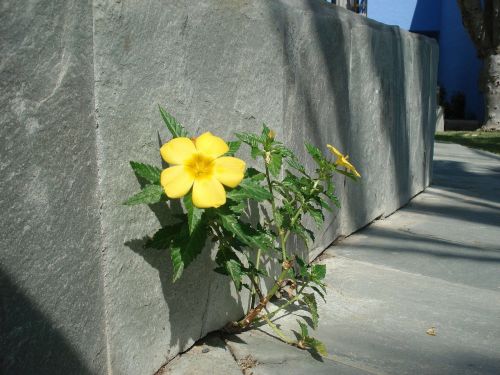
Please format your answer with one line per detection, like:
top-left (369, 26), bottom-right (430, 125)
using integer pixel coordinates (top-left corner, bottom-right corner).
top-left (185, 153), bottom-right (214, 179)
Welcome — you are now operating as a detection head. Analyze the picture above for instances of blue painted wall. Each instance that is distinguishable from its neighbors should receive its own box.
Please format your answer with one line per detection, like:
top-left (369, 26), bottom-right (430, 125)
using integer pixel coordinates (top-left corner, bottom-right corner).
top-left (367, 0), bottom-right (483, 120)
top-left (438, 0), bottom-right (483, 120)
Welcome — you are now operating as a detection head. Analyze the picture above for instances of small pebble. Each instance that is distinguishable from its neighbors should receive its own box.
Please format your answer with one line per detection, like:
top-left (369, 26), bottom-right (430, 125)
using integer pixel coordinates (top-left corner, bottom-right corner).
top-left (202, 348), bottom-right (210, 353)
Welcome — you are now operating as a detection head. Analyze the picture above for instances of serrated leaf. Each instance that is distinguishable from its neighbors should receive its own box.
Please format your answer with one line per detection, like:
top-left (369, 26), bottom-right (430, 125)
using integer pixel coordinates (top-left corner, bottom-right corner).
top-left (170, 245), bottom-right (185, 282)
top-left (286, 156), bottom-right (307, 175)
top-left (227, 178), bottom-right (272, 202)
top-left (218, 214), bottom-right (272, 251)
top-left (268, 153), bottom-right (282, 177)
top-left (303, 293), bottom-right (319, 329)
top-left (130, 161), bottom-right (162, 185)
top-left (310, 285), bottom-right (326, 302)
top-left (297, 319), bottom-right (309, 338)
top-left (295, 256), bottom-right (308, 277)
top-left (316, 197), bottom-right (333, 212)
top-left (225, 141), bottom-right (242, 156)
top-left (235, 132), bottom-right (262, 147)
top-left (307, 206), bottom-right (324, 228)
top-left (311, 264), bottom-right (326, 282)
top-left (123, 185), bottom-right (164, 205)
top-left (145, 222), bottom-right (184, 249)
top-left (251, 146), bottom-right (263, 159)
top-left (293, 224), bottom-right (315, 245)
top-left (183, 194), bottom-right (204, 234)
top-left (261, 123), bottom-right (271, 139)
top-left (225, 259), bottom-right (244, 290)
top-left (159, 105), bottom-right (188, 138)
top-left (214, 247), bottom-right (244, 290)
top-left (304, 337), bottom-right (328, 356)
top-left (170, 224), bottom-right (208, 282)
top-left (305, 142), bottom-right (323, 163)
top-left (227, 199), bottom-right (246, 214)
top-left (246, 167), bottom-right (266, 181)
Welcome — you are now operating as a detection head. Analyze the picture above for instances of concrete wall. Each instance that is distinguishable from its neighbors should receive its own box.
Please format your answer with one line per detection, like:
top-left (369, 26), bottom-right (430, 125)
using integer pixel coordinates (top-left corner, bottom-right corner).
top-left (1, 0), bottom-right (438, 374)
top-left (0, 1), bottom-right (106, 374)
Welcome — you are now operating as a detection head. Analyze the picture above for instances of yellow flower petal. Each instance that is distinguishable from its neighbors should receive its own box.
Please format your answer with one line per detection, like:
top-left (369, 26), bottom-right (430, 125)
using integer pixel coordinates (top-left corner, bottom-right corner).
top-left (160, 137), bottom-right (197, 165)
top-left (192, 176), bottom-right (226, 208)
top-left (195, 132), bottom-right (229, 159)
top-left (326, 144), bottom-right (343, 158)
top-left (160, 166), bottom-right (195, 198)
top-left (213, 156), bottom-right (246, 188)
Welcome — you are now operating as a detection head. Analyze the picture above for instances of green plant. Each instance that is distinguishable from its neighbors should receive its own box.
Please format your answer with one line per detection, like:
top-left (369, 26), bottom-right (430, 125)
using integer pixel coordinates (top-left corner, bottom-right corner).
top-left (124, 106), bottom-right (361, 356)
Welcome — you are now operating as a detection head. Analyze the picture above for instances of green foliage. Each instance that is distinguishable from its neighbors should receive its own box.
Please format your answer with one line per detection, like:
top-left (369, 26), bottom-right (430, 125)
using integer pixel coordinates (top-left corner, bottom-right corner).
top-left (130, 161), bottom-right (162, 185)
top-left (183, 194), bottom-right (204, 234)
top-left (126, 113), bottom-right (362, 354)
top-left (214, 247), bottom-right (244, 290)
top-left (296, 320), bottom-right (328, 356)
top-left (123, 184), bottom-right (164, 205)
top-left (226, 141), bottom-right (242, 156)
top-left (169, 223), bottom-right (208, 282)
top-left (159, 105), bottom-right (188, 138)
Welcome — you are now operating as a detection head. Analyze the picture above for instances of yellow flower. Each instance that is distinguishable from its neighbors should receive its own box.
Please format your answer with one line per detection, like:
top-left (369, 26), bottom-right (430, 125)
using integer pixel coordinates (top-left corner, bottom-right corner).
top-left (326, 144), bottom-right (361, 178)
top-left (160, 132), bottom-right (246, 208)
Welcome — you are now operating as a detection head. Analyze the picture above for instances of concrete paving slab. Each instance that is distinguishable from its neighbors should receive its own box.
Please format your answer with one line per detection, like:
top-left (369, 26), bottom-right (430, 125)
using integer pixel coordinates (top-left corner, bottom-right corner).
top-left (163, 142), bottom-right (500, 374)
top-left (159, 333), bottom-right (242, 375)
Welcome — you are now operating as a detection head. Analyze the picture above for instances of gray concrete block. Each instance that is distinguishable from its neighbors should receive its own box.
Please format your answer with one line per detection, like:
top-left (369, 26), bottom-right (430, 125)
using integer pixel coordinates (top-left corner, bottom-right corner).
top-left (0, 0), bottom-right (106, 373)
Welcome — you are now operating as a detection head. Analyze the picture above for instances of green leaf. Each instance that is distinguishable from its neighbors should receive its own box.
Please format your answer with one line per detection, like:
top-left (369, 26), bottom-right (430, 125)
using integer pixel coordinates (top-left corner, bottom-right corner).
top-left (311, 264), bottom-right (326, 282)
top-left (304, 337), bottom-right (328, 356)
top-left (158, 105), bottom-right (188, 138)
top-left (293, 224), bottom-right (315, 245)
top-left (307, 206), bottom-right (324, 228)
top-left (305, 143), bottom-right (323, 163)
top-left (310, 285), bottom-right (326, 302)
top-left (246, 167), bottom-right (266, 181)
top-left (235, 132), bottom-right (262, 147)
top-left (297, 319), bottom-right (309, 339)
top-left (145, 223), bottom-right (184, 249)
top-left (316, 197), bottom-right (333, 212)
top-left (225, 141), bottom-right (242, 156)
top-left (218, 213), bottom-right (272, 251)
top-left (183, 194), bottom-right (204, 234)
top-left (171, 224), bottom-right (208, 282)
top-left (123, 185), bottom-right (164, 205)
top-left (251, 146), bottom-right (264, 159)
top-left (214, 247), bottom-right (245, 291)
top-left (303, 293), bottom-right (319, 329)
top-left (286, 156), bottom-right (307, 175)
top-left (225, 259), bottom-right (244, 290)
top-left (295, 256), bottom-right (308, 277)
top-left (227, 199), bottom-right (246, 214)
top-left (170, 245), bottom-right (185, 282)
top-left (268, 153), bottom-right (282, 177)
top-left (130, 161), bottom-right (162, 185)
top-left (226, 178), bottom-right (272, 202)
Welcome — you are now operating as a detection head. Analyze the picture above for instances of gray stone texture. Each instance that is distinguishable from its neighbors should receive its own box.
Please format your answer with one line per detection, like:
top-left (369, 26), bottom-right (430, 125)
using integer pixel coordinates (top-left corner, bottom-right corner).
top-left (1, 0), bottom-right (438, 374)
top-left (0, 0), bottom-right (106, 374)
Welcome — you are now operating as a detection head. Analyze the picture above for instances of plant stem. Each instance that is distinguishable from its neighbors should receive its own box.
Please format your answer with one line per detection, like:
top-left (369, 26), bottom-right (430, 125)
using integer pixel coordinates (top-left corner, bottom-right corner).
top-left (262, 314), bottom-right (295, 345)
top-left (283, 179), bottom-right (321, 243)
top-left (264, 282), bottom-right (309, 321)
top-left (237, 266), bottom-right (291, 328)
top-left (250, 247), bottom-right (263, 307)
top-left (264, 160), bottom-right (288, 261)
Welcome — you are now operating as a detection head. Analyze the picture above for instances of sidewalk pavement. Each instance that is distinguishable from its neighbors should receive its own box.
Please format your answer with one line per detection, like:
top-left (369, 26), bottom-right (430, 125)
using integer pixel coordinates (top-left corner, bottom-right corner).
top-left (161, 142), bottom-right (500, 375)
